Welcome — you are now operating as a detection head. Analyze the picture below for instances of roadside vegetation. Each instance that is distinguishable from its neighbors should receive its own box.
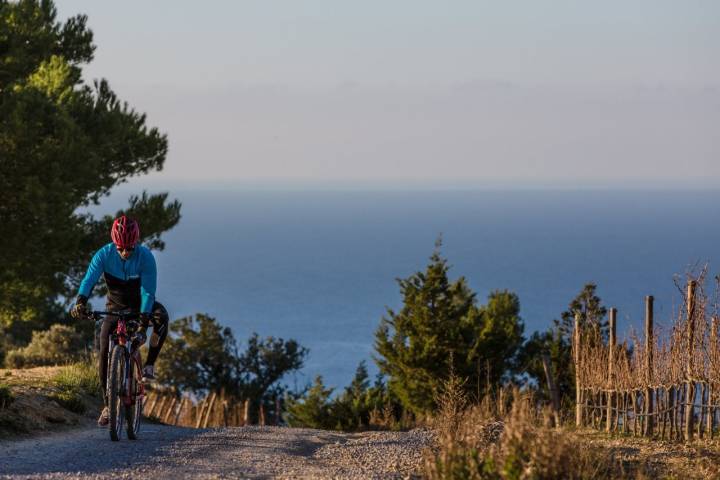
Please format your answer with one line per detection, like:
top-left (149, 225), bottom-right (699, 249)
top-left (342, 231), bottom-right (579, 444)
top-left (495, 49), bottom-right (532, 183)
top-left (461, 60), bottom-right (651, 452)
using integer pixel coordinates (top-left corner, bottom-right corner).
top-left (48, 362), bottom-right (100, 414)
top-left (286, 240), bottom-right (525, 430)
top-left (425, 378), bottom-right (630, 480)
top-left (0, 362), bottom-right (102, 436)
top-left (285, 362), bottom-right (405, 431)
top-left (423, 375), bottom-right (720, 480)
top-left (5, 325), bottom-right (87, 368)
top-left (0, 0), bottom-right (180, 436)
top-left (152, 313), bottom-right (308, 423)
top-left (0, 0), bottom-right (181, 363)
top-left (0, 382), bottom-right (13, 409)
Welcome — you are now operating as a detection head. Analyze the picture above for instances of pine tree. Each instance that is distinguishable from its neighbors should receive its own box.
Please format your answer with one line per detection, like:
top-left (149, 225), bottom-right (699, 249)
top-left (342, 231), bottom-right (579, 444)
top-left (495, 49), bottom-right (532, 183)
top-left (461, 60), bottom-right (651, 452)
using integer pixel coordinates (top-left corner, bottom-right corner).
top-left (0, 0), bottom-right (181, 350)
top-left (285, 362), bottom-right (395, 431)
top-left (374, 240), bottom-right (524, 415)
top-left (285, 376), bottom-right (335, 429)
top-left (519, 283), bottom-right (607, 408)
top-left (557, 283), bottom-right (608, 341)
top-left (332, 361), bottom-right (393, 430)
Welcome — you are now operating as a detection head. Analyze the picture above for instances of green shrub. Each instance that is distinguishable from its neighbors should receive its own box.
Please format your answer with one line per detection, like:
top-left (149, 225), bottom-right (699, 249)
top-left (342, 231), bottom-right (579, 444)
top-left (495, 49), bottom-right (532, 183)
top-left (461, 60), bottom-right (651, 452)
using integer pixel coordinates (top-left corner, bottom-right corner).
top-left (285, 363), bottom-right (401, 431)
top-left (48, 362), bottom-right (100, 414)
top-left (375, 244), bottom-right (524, 416)
top-left (53, 362), bottom-right (100, 396)
top-left (5, 324), bottom-right (85, 368)
top-left (0, 384), bottom-right (13, 409)
top-left (49, 390), bottom-right (86, 414)
top-left (286, 376), bottom-right (335, 429)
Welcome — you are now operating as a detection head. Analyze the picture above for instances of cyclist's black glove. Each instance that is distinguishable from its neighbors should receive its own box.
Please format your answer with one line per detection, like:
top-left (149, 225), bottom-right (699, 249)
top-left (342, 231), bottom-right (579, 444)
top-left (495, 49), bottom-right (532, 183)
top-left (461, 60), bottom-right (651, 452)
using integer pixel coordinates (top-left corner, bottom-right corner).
top-left (137, 312), bottom-right (152, 345)
top-left (70, 295), bottom-right (89, 319)
top-left (135, 329), bottom-right (147, 345)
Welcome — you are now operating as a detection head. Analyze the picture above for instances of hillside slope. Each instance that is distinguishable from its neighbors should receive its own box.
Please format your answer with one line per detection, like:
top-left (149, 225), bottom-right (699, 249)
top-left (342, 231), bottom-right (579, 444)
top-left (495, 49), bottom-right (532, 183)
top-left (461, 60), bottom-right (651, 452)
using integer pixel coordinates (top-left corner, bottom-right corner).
top-left (0, 366), bottom-right (101, 438)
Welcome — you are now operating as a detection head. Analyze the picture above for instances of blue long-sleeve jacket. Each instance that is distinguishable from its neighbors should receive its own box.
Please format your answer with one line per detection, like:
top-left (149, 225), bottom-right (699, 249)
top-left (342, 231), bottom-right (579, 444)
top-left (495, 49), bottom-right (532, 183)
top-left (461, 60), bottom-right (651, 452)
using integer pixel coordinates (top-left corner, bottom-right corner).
top-left (78, 243), bottom-right (157, 313)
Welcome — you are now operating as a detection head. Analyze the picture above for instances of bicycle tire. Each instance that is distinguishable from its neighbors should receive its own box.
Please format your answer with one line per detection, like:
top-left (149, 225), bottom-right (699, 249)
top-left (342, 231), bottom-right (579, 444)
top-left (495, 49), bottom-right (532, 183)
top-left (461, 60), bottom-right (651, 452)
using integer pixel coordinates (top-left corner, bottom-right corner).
top-left (126, 354), bottom-right (142, 440)
top-left (108, 345), bottom-right (126, 441)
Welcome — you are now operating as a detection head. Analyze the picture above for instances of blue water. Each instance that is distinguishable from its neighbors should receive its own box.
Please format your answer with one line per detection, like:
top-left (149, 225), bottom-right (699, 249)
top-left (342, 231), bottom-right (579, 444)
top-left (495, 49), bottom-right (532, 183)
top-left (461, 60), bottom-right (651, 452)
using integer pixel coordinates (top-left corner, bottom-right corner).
top-left (91, 188), bottom-right (720, 390)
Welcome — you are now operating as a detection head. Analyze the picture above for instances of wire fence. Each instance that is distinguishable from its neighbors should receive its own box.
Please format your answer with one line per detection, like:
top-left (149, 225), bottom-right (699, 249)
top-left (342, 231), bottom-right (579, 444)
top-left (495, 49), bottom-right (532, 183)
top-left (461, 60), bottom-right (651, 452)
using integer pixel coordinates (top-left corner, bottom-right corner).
top-left (573, 270), bottom-right (720, 440)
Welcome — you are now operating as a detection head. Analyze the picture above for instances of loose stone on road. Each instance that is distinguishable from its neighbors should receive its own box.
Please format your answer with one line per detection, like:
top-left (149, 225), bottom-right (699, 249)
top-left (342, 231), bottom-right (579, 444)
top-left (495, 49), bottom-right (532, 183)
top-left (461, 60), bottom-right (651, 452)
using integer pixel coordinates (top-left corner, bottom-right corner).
top-left (0, 425), bottom-right (433, 479)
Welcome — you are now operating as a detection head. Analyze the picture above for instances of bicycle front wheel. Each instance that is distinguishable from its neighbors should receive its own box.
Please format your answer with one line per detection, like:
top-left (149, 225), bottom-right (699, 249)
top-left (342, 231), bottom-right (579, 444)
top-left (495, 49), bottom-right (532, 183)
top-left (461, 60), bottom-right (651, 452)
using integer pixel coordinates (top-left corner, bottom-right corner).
top-left (108, 345), bottom-right (126, 441)
top-left (126, 354), bottom-right (143, 440)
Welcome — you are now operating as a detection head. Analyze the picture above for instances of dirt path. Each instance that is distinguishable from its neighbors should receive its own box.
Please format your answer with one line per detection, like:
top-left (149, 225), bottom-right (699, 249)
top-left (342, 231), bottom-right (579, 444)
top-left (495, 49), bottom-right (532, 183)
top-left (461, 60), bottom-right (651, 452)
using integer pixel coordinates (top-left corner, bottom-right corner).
top-left (0, 424), bottom-right (432, 479)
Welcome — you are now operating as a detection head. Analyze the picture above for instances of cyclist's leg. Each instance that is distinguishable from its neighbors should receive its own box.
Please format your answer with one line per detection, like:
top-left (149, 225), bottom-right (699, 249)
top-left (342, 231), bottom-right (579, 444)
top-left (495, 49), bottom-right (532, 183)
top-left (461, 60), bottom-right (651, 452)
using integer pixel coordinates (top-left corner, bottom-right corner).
top-left (98, 317), bottom-right (118, 405)
top-left (145, 301), bottom-right (169, 366)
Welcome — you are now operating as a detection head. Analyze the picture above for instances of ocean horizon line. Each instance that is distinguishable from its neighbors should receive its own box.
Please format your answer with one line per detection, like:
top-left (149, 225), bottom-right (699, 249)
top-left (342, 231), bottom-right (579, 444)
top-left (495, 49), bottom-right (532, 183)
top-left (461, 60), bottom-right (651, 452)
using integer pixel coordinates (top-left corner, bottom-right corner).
top-left (105, 177), bottom-right (720, 194)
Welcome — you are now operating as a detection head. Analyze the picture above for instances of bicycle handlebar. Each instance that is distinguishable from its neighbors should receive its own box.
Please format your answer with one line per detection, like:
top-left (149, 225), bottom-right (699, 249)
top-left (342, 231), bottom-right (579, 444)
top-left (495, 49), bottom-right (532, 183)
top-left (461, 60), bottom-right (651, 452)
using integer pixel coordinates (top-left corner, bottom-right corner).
top-left (89, 310), bottom-right (161, 321)
top-left (89, 310), bottom-right (139, 323)
top-left (92, 310), bottom-right (139, 317)
top-left (90, 311), bottom-right (148, 346)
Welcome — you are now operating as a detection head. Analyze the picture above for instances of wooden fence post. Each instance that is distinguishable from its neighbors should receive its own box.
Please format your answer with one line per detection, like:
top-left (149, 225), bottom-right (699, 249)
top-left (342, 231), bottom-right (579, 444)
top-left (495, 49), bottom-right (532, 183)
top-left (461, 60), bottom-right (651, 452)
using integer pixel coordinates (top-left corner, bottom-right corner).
top-left (607, 307), bottom-right (617, 433)
top-left (670, 387), bottom-right (676, 439)
top-left (622, 392), bottom-right (629, 434)
top-left (174, 397), bottom-right (186, 426)
top-left (660, 387), bottom-right (666, 439)
top-left (645, 296), bottom-right (654, 436)
top-left (243, 399), bottom-right (250, 425)
top-left (222, 398), bottom-right (229, 427)
top-left (699, 383), bottom-right (707, 438)
top-left (218, 389), bottom-right (226, 427)
top-left (632, 390), bottom-right (638, 436)
top-left (195, 397), bottom-right (207, 428)
top-left (275, 396), bottom-right (281, 426)
top-left (163, 397), bottom-right (177, 424)
top-left (202, 392), bottom-right (217, 428)
top-left (155, 395), bottom-right (169, 421)
top-left (574, 312), bottom-right (582, 427)
top-left (710, 317), bottom-right (718, 438)
top-left (685, 280), bottom-right (697, 441)
top-left (542, 352), bottom-right (561, 427)
top-left (145, 392), bottom-right (158, 417)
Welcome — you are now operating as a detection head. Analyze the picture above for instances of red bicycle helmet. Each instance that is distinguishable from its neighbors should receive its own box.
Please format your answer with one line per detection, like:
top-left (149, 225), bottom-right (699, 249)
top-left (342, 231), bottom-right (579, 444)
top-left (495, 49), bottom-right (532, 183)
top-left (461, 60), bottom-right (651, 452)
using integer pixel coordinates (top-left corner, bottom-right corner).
top-left (111, 216), bottom-right (140, 249)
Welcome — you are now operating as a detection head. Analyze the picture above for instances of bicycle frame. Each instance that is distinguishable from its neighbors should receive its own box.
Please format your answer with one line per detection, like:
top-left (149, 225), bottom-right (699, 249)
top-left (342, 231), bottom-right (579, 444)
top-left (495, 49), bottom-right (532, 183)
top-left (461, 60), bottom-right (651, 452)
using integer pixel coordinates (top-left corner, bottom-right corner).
top-left (90, 310), bottom-right (152, 441)
top-left (92, 311), bottom-right (145, 406)
top-left (111, 316), bottom-right (145, 407)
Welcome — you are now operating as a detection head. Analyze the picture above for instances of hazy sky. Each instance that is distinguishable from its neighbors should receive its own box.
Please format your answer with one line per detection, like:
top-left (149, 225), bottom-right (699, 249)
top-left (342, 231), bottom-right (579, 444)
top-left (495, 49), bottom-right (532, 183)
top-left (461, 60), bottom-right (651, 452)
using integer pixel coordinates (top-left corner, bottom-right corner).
top-left (56, 1), bottom-right (719, 187)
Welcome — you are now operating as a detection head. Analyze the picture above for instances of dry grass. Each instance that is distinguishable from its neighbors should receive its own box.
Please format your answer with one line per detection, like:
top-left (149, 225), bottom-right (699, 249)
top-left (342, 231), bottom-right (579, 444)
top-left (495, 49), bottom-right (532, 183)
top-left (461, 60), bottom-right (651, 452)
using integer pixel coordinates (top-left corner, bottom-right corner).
top-left (424, 375), bottom-right (720, 479)
top-left (367, 403), bottom-right (418, 431)
top-left (426, 268), bottom-right (720, 479)
top-left (424, 378), bottom-right (650, 480)
top-left (48, 362), bottom-right (100, 414)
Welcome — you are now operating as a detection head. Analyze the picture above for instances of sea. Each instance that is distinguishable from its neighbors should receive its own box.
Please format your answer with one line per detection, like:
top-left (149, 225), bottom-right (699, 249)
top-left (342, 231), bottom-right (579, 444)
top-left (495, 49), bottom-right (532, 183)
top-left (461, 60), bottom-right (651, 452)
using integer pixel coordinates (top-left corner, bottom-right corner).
top-left (88, 187), bottom-right (720, 391)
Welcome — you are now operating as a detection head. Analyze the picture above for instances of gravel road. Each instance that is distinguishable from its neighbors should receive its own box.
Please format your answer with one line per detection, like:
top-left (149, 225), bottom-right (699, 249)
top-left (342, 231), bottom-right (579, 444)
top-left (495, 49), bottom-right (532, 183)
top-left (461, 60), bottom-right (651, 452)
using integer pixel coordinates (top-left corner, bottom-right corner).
top-left (0, 425), bottom-right (433, 479)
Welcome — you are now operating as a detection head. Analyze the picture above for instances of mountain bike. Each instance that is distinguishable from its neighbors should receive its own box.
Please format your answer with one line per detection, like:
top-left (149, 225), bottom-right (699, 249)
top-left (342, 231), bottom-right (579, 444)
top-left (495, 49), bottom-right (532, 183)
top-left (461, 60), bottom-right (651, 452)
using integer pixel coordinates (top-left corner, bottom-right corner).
top-left (91, 310), bottom-right (146, 441)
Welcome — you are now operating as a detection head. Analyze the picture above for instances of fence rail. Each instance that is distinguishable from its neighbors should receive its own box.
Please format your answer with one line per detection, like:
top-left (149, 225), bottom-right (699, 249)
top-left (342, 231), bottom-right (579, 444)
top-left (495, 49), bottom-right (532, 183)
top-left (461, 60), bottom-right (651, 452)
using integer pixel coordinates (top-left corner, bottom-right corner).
top-left (573, 275), bottom-right (720, 441)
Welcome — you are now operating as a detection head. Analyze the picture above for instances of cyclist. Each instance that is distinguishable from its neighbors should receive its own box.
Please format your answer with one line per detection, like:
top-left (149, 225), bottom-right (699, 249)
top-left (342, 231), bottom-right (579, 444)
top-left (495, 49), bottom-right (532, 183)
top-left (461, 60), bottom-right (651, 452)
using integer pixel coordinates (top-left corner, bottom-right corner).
top-left (70, 215), bottom-right (169, 426)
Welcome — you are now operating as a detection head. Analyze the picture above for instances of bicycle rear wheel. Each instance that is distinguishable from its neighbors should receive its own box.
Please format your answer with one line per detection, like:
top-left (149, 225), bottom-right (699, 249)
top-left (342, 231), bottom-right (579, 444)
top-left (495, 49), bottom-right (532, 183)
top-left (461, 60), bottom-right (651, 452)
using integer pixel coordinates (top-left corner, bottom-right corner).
top-left (126, 354), bottom-right (143, 440)
top-left (108, 345), bottom-right (126, 441)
